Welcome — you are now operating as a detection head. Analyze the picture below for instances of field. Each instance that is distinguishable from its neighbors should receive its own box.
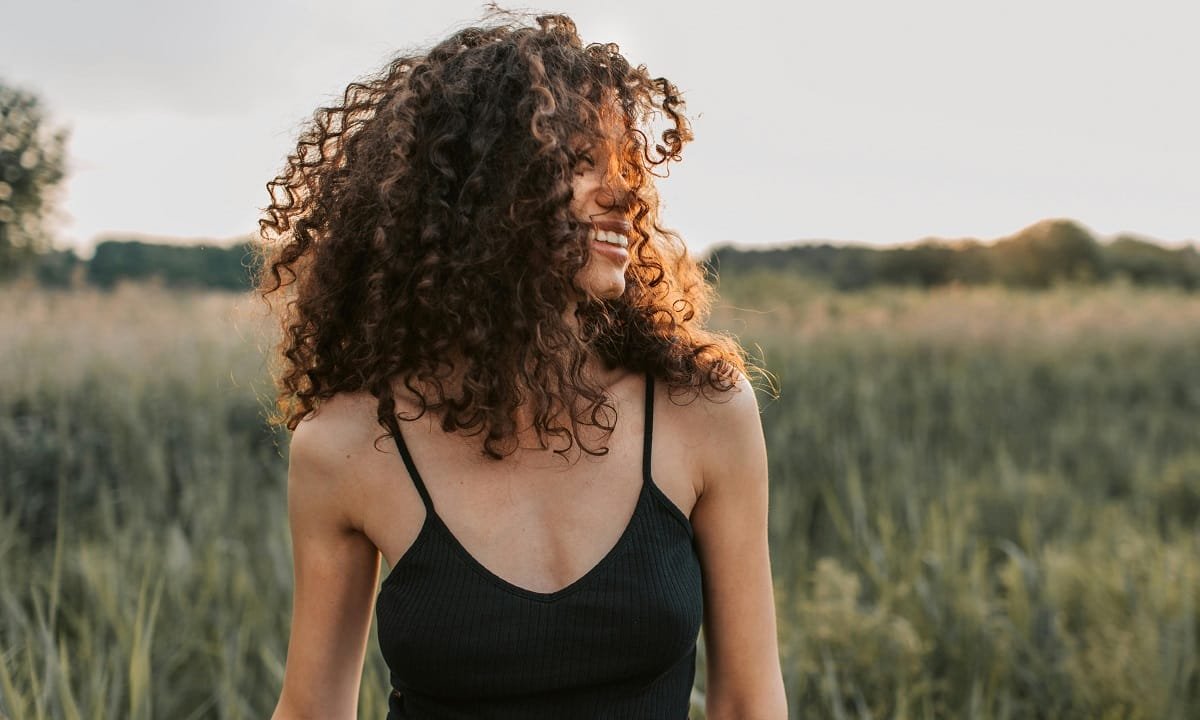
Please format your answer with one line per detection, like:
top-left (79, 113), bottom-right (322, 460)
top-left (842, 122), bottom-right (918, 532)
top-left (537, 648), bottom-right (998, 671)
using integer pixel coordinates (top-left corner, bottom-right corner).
top-left (1, 279), bottom-right (1198, 719)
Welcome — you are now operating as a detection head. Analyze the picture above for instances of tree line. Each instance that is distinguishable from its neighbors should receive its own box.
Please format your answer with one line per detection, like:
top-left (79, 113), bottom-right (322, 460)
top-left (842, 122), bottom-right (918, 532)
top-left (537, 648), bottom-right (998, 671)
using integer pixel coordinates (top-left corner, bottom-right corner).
top-left (9, 220), bottom-right (1197, 293)
top-left (17, 238), bottom-right (260, 290)
top-left (706, 219), bottom-right (1200, 291)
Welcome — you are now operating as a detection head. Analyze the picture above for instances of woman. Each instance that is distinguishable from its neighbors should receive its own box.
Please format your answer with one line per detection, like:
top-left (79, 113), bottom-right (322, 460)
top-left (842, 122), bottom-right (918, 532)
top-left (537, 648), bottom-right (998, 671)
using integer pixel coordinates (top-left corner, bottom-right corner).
top-left (258, 10), bottom-right (786, 719)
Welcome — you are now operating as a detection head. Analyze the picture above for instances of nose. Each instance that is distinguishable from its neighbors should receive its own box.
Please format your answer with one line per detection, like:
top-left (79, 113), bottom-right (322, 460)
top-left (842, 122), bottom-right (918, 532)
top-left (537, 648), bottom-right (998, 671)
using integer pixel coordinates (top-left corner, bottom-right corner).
top-left (597, 160), bottom-right (633, 211)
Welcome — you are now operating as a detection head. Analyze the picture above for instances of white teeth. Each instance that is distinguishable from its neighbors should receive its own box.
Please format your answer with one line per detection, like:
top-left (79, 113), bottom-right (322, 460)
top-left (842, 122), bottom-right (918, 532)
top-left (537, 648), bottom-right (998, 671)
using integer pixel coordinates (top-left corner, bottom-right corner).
top-left (588, 228), bottom-right (629, 248)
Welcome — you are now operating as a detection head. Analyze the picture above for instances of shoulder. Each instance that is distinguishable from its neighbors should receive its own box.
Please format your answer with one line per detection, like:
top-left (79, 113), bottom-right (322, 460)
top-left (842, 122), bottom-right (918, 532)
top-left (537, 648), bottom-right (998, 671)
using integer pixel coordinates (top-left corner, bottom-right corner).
top-left (290, 391), bottom-right (386, 470)
top-left (662, 371), bottom-right (766, 498)
top-left (665, 371), bottom-right (762, 443)
top-left (287, 391), bottom-right (389, 530)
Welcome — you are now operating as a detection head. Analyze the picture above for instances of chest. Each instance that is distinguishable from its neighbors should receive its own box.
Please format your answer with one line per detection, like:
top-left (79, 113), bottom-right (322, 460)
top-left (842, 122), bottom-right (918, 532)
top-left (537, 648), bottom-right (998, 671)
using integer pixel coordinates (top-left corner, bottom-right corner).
top-left (367, 377), bottom-right (706, 712)
top-left (360, 399), bottom-right (701, 595)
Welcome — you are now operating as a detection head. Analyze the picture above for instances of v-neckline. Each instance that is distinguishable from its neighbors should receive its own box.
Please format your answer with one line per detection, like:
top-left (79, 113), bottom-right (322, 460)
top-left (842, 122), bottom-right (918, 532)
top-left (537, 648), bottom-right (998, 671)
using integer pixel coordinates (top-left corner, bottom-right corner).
top-left (379, 371), bottom-right (657, 603)
top-left (424, 480), bottom-right (648, 602)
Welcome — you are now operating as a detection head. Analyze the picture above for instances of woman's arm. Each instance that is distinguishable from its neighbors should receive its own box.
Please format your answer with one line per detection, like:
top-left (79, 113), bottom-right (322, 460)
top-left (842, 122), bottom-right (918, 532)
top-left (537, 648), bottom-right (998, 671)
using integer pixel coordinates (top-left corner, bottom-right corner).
top-left (690, 375), bottom-right (788, 719)
top-left (271, 412), bottom-right (382, 720)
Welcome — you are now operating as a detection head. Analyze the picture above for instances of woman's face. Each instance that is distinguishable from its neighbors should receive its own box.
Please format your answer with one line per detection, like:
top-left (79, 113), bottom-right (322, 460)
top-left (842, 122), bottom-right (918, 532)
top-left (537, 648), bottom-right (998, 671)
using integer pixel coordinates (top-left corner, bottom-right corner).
top-left (568, 122), bottom-right (635, 302)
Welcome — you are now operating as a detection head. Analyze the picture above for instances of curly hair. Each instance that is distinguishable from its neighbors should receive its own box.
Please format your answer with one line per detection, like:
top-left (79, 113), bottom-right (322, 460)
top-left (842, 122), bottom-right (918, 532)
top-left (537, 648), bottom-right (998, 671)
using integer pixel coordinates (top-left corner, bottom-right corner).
top-left (256, 10), bottom-right (750, 459)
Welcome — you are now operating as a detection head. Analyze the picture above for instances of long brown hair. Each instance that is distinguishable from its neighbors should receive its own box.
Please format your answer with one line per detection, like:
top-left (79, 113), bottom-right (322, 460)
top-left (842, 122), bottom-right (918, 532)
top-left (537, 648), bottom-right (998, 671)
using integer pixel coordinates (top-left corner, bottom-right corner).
top-left (256, 10), bottom-right (749, 459)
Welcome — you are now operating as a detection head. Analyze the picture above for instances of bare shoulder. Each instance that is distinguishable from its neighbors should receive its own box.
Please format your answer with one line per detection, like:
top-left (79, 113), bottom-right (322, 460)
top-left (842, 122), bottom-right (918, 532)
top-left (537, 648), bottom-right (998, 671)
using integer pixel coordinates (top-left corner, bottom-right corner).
top-left (674, 372), bottom-right (760, 424)
top-left (661, 371), bottom-right (766, 497)
top-left (291, 392), bottom-right (384, 462)
top-left (288, 391), bottom-right (389, 529)
top-left (664, 372), bottom-right (762, 448)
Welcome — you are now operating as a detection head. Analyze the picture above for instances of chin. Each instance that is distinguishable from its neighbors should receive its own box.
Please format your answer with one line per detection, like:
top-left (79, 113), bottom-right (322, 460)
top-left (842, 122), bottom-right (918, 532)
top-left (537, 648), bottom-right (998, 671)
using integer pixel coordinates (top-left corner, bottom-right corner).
top-left (574, 271), bottom-right (627, 302)
top-left (591, 277), bottom-right (626, 300)
top-left (578, 289), bottom-right (625, 304)
top-left (599, 287), bottom-right (625, 301)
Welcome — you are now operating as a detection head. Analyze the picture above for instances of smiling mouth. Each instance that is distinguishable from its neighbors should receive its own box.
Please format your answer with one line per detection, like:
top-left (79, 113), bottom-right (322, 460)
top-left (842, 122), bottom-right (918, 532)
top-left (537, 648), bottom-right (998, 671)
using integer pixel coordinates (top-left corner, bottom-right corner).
top-left (588, 227), bottom-right (629, 248)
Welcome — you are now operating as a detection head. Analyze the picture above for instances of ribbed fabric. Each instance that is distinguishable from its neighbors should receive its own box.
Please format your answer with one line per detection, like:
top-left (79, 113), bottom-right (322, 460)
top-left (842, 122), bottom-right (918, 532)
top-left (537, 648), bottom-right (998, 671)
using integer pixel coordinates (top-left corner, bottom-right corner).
top-left (375, 373), bottom-right (703, 719)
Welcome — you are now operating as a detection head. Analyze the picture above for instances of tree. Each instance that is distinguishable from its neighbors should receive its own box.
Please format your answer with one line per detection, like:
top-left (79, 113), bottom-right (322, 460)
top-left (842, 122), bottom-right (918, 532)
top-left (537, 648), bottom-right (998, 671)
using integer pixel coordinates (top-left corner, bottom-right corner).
top-left (88, 238), bottom-right (257, 290)
top-left (0, 79), bottom-right (69, 279)
top-left (990, 219), bottom-right (1104, 288)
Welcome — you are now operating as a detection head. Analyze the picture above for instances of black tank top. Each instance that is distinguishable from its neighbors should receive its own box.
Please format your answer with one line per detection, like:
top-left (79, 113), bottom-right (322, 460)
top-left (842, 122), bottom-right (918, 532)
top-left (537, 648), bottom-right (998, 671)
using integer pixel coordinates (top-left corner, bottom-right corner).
top-left (375, 372), bottom-right (703, 719)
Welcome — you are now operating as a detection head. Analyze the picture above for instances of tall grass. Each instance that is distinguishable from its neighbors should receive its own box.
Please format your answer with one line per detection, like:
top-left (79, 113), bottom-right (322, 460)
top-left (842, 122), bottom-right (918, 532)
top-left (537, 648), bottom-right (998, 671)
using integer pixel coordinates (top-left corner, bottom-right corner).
top-left (1, 286), bottom-right (315, 719)
top-left (716, 274), bottom-right (1200, 719)
top-left (1, 280), bottom-right (1197, 718)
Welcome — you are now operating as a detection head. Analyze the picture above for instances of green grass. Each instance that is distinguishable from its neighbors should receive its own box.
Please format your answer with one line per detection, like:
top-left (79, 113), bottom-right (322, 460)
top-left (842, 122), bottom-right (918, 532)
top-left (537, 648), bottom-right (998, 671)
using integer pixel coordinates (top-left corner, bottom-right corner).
top-left (2, 280), bottom-right (1198, 719)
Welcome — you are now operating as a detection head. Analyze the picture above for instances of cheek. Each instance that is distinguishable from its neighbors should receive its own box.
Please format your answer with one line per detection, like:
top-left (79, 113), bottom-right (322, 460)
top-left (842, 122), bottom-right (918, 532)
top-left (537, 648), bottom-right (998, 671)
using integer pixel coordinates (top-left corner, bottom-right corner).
top-left (569, 173), bottom-right (603, 210)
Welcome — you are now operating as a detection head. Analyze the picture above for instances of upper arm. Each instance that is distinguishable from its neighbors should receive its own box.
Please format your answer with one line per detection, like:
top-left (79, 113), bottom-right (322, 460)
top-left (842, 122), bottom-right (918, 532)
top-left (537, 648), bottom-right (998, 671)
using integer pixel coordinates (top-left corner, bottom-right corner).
top-left (272, 411), bottom-right (382, 720)
top-left (690, 375), bottom-right (788, 719)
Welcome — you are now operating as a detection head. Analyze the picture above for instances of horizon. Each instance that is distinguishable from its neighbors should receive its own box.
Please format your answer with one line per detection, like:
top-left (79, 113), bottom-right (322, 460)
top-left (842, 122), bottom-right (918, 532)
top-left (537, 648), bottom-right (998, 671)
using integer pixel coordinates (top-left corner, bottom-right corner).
top-left (67, 216), bottom-right (1195, 261)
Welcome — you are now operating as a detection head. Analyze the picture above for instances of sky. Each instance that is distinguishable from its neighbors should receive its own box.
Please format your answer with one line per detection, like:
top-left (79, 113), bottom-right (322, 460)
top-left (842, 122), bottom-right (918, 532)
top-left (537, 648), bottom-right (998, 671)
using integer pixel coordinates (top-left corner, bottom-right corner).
top-left (2, 0), bottom-right (1197, 257)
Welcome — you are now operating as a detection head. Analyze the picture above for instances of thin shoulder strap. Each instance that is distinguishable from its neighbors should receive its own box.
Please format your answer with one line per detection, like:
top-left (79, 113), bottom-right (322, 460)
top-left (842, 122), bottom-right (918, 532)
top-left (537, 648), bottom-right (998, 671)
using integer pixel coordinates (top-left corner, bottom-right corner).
top-left (642, 372), bottom-right (655, 483)
top-left (382, 413), bottom-right (436, 513)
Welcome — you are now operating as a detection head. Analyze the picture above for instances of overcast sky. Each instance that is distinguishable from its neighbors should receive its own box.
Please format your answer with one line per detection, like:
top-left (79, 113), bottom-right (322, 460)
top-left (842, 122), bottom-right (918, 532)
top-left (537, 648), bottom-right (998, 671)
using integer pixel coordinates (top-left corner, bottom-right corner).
top-left (3, 0), bottom-right (1196, 256)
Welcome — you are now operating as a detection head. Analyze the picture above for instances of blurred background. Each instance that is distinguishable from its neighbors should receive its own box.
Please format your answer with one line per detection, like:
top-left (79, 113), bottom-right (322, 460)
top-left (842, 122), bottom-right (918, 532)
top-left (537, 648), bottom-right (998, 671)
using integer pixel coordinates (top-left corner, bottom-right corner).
top-left (1, 1), bottom-right (1197, 718)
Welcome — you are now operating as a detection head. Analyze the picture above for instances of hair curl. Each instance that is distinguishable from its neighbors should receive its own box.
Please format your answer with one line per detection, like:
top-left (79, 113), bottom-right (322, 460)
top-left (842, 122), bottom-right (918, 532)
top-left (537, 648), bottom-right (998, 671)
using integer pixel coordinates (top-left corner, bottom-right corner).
top-left (256, 10), bottom-right (750, 459)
